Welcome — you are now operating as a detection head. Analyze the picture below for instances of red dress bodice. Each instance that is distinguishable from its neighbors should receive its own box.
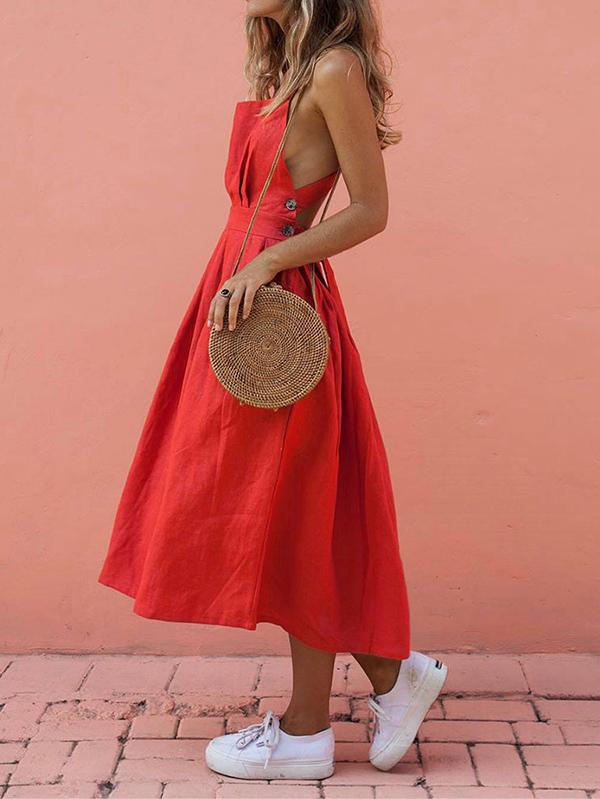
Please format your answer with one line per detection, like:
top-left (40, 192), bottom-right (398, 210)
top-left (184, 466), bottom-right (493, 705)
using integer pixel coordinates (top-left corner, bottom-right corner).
top-left (224, 98), bottom-right (338, 229)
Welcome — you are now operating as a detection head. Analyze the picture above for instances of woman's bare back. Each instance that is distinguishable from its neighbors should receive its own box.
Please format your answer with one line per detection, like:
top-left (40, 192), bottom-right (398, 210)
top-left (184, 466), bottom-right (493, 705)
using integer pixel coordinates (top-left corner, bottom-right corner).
top-left (282, 84), bottom-right (340, 228)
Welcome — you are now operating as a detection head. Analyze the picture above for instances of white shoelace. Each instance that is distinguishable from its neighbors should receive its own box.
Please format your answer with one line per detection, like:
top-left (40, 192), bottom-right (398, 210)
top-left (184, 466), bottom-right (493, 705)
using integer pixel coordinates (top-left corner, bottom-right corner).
top-left (367, 695), bottom-right (392, 735)
top-left (235, 710), bottom-right (280, 769)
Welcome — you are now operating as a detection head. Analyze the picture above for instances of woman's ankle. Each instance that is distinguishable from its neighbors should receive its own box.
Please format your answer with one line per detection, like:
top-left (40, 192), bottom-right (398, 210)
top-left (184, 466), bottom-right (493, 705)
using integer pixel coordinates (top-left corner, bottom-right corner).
top-left (279, 709), bottom-right (330, 736)
top-left (370, 658), bottom-right (402, 695)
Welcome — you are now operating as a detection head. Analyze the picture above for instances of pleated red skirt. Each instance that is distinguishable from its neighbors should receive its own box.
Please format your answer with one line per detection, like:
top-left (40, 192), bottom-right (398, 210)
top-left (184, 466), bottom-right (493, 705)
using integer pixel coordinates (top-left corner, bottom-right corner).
top-left (97, 97), bottom-right (411, 658)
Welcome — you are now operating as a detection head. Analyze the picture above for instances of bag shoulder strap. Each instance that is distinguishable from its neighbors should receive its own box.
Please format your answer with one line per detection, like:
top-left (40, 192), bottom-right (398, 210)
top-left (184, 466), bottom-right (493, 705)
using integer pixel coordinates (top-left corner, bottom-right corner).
top-left (230, 87), bottom-right (340, 312)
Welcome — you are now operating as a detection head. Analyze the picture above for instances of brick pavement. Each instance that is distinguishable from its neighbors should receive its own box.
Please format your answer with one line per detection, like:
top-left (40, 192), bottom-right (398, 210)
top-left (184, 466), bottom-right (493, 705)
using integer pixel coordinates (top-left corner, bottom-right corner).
top-left (0, 653), bottom-right (598, 798)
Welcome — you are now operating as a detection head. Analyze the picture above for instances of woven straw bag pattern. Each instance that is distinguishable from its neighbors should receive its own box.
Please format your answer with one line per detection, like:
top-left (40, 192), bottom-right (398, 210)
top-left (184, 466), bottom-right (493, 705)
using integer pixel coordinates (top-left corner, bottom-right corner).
top-left (208, 88), bottom-right (340, 410)
top-left (209, 282), bottom-right (330, 408)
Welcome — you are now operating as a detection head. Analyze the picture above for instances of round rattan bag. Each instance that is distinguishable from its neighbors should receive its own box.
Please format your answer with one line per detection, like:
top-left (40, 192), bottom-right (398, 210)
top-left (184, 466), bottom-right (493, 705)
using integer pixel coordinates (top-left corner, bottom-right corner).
top-left (208, 281), bottom-right (330, 409)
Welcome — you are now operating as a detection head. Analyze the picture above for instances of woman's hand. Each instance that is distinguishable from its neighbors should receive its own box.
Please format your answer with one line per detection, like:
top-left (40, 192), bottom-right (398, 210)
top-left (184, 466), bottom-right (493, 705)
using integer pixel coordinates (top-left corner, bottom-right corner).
top-left (207, 251), bottom-right (279, 332)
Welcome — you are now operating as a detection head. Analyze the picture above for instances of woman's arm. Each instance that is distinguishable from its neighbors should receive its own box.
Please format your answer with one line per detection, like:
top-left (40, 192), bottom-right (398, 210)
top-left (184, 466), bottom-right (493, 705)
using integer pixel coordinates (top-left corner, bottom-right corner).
top-left (208, 48), bottom-right (388, 332)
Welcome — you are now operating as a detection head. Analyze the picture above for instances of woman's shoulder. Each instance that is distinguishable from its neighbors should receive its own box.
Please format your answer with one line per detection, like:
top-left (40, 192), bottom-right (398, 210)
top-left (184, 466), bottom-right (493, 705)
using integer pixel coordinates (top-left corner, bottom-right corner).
top-left (313, 45), bottom-right (364, 83)
top-left (311, 46), bottom-right (367, 106)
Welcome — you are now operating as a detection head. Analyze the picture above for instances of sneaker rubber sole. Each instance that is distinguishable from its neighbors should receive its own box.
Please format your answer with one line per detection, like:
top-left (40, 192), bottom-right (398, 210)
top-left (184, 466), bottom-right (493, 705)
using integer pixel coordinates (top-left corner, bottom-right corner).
top-left (205, 742), bottom-right (335, 780)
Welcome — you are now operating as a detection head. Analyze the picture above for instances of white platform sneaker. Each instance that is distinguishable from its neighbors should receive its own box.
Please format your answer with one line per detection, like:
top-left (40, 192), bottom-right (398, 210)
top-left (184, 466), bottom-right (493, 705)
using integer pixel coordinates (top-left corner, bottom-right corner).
top-left (368, 650), bottom-right (448, 771)
top-left (204, 710), bottom-right (335, 780)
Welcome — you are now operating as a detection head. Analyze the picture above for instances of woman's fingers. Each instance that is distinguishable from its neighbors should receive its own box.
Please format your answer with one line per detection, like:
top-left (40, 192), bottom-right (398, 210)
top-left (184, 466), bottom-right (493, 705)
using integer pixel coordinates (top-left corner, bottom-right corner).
top-left (243, 282), bottom-right (259, 320)
top-left (207, 276), bottom-right (263, 331)
top-left (206, 295), bottom-right (217, 328)
top-left (212, 292), bottom-right (231, 332)
top-left (226, 286), bottom-right (246, 331)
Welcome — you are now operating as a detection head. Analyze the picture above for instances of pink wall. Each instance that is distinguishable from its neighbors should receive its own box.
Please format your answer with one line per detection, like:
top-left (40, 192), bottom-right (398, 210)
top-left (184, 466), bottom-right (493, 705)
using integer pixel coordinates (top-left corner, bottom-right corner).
top-left (2, 0), bottom-right (599, 655)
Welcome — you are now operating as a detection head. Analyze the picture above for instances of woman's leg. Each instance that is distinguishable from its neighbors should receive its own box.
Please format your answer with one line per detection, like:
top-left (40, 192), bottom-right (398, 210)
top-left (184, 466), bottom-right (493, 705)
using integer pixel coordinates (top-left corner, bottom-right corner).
top-left (279, 635), bottom-right (336, 735)
top-left (351, 652), bottom-right (402, 694)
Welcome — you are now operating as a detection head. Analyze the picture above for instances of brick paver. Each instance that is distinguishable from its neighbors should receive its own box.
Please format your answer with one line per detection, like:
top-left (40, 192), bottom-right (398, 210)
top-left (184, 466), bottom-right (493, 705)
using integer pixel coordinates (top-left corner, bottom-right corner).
top-left (129, 714), bottom-right (178, 739)
top-left (0, 652), bottom-right (597, 797)
top-left (331, 720), bottom-right (369, 741)
top-left (114, 755), bottom-right (217, 783)
top-left (8, 740), bottom-right (73, 785)
top-left (162, 782), bottom-right (216, 798)
top-left (523, 743), bottom-right (600, 767)
top-left (109, 781), bottom-right (163, 798)
top-left (419, 742), bottom-right (477, 786)
top-left (170, 659), bottom-right (258, 696)
top-left (322, 761), bottom-right (423, 785)
top-left (419, 720), bottom-right (515, 743)
top-left (471, 743), bottom-right (528, 787)
top-left (0, 657), bottom-right (91, 697)
top-left (535, 698), bottom-right (600, 721)
top-left (0, 699), bottom-right (47, 741)
top-left (428, 789), bottom-right (533, 798)
top-left (324, 786), bottom-right (374, 798)
top-left (375, 788), bottom-right (429, 798)
top-left (80, 657), bottom-right (174, 697)
top-left (443, 698), bottom-right (536, 721)
top-left (520, 654), bottom-right (600, 697)
top-left (513, 721), bottom-right (564, 745)
top-left (0, 744), bottom-right (25, 764)
top-left (256, 658), bottom-right (293, 695)
top-left (123, 739), bottom-right (203, 760)
top-left (60, 740), bottom-right (120, 782)
top-left (560, 720), bottom-right (600, 743)
top-left (177, 716), bottom-right (225, 739)
top-left (4, 783), bottom-right (100, 797)
top-left (434, 654), bottom-right (529, 695)
top-left (334, 741), bottom-right (370, 761)
top-left (219, 786), bottom-right (319, 798)
top-left (32, 719), bottom-right (130, 741)
top-left (526, 764), bottom-right (600, 790)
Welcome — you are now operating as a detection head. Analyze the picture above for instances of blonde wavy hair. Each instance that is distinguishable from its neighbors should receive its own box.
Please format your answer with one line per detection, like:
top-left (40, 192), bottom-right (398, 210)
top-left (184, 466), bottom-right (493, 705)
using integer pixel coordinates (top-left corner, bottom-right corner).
top-left (244, 0), bottom-right (401, 148)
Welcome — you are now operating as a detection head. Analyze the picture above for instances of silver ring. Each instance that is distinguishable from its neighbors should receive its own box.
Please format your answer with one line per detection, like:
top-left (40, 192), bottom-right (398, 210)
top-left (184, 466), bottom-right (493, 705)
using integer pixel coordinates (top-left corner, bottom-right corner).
top-left (220, 287), bottom-right (231, 299)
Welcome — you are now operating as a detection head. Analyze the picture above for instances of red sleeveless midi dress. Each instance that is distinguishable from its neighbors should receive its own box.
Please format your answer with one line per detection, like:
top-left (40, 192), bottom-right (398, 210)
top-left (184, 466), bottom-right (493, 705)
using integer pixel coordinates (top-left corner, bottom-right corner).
top-left (98, 97), bottom-right (411, 659)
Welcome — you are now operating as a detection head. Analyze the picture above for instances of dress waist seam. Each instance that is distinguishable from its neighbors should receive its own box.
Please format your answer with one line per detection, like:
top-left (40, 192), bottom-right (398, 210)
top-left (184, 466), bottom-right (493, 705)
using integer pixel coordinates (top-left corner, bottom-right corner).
top-left (225, 205), bottom-right (307, 240)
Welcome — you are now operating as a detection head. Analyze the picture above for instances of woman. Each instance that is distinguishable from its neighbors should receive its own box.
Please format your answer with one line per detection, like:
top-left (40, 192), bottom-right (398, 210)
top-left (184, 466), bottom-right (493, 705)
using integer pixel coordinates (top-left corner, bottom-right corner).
top-left (98, 0), bottom-right (448, 781)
